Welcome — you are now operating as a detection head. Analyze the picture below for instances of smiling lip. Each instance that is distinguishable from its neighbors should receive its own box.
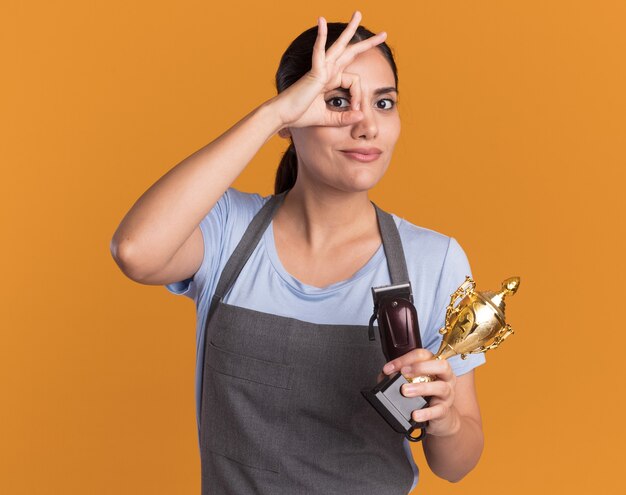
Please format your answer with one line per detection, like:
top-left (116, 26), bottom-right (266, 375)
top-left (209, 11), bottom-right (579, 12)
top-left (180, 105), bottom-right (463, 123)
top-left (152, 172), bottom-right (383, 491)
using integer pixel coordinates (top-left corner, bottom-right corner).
top-left (339, 148), bottom-right (382, 163)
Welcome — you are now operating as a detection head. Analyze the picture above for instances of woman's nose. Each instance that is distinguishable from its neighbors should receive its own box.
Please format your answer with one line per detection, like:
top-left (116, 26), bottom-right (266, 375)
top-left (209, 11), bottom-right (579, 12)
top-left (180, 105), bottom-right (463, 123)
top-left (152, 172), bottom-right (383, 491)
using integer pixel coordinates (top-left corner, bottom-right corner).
top-left (351, 104), bottom-right (378, 139)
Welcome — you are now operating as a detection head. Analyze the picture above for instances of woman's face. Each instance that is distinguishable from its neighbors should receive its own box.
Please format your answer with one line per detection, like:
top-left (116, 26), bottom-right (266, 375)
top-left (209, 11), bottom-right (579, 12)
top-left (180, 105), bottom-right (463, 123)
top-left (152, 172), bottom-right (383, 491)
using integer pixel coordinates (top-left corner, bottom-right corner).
top-left (289, 47), bottom-right (401, 193)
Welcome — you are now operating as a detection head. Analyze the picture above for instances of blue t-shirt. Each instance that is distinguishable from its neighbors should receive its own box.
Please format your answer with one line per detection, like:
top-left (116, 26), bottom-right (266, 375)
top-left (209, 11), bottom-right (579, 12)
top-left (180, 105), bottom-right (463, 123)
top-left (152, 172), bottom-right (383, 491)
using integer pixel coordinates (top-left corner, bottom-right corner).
top-left (165, 187), bottom-right (485, 490)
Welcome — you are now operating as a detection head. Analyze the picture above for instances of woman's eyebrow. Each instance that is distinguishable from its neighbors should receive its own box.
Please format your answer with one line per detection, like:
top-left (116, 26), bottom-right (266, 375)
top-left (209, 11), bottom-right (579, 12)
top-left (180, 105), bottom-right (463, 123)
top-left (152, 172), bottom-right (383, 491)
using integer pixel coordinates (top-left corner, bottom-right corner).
top-left (374, 87), bottom-right (399, 96)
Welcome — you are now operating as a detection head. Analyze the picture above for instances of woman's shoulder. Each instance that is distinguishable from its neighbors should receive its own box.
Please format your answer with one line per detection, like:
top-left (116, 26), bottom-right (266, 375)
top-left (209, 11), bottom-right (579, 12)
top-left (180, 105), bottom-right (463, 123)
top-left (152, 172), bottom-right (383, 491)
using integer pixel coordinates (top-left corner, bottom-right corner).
top-left (389, 212), bottom-right (470, 272)
top-left (221, 187), bottom-right (270, 212)
top-left (204, 187), bottom-right (272, 232)
top-left (391, 213), bottom-right (454, 251)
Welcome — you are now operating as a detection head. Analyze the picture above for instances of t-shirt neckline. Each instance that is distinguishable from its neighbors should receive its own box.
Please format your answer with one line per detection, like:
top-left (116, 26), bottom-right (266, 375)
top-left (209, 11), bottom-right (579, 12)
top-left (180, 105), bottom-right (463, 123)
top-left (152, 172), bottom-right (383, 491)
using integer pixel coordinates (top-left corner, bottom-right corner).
top-left (263, 219), bottom-right (385, 295)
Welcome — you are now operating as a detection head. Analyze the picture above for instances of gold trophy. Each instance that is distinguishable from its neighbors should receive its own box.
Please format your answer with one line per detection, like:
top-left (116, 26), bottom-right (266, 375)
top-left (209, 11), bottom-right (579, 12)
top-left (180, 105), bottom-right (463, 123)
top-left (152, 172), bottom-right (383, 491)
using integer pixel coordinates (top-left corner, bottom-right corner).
top-left (363, 276), bottom-right (520, 442)
top-left (413, 275), bottom-right (520, 385)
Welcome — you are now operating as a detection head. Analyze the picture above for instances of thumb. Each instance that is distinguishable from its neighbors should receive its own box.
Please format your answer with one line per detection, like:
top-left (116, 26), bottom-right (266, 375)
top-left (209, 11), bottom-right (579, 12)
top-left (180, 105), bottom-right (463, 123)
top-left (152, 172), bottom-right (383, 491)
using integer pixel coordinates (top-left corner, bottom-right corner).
top-left (327, 110), bottom-right (363, 127)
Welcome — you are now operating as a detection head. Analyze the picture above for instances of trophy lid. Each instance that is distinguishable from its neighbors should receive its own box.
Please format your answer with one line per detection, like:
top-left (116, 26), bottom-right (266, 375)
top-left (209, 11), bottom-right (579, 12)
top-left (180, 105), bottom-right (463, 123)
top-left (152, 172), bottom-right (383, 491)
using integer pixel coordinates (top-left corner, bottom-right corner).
top-left (485, 277), bottom-right (520, 314)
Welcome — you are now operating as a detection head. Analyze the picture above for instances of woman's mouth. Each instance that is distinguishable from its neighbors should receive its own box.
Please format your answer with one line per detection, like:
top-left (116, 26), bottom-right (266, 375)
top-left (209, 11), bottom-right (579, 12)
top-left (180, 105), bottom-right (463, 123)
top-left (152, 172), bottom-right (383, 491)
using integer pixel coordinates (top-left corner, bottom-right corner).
top-left (339, 148), bottom-right (382, 163)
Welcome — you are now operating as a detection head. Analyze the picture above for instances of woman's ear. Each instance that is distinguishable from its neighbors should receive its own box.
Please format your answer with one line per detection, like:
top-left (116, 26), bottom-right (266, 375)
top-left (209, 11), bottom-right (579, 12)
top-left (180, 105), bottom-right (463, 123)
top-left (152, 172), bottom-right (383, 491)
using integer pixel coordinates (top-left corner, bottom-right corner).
top-left (278, 127), bottom-right (291, 139)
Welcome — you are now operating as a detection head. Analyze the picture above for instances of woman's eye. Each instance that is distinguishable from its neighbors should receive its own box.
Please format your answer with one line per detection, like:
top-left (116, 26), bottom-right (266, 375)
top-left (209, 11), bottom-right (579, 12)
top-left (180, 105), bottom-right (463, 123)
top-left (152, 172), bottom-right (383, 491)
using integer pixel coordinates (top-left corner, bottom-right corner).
top-left (326, 96), bottom-right (350, 109)
top-left (377, 98), bottom-right (395, 110)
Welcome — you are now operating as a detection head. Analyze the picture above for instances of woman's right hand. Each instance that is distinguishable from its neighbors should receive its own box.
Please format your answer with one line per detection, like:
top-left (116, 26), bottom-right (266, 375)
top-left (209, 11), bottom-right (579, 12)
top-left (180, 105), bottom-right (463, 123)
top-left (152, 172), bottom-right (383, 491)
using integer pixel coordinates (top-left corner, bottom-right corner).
top-left (271, 11), bottom-right (387, 130)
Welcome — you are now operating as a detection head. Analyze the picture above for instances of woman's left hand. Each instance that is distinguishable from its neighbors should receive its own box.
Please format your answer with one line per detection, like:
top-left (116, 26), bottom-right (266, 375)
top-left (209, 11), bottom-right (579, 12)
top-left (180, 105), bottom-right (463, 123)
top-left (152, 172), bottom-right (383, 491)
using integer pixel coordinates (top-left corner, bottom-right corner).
top-left (381, 349), bottom-right (462, 437)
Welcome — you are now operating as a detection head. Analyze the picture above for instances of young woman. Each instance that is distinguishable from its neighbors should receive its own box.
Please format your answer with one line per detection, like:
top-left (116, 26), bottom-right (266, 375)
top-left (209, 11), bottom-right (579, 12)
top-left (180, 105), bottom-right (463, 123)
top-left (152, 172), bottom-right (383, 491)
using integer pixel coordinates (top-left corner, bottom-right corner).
top-left (111, 11), bottom-right (485, 494)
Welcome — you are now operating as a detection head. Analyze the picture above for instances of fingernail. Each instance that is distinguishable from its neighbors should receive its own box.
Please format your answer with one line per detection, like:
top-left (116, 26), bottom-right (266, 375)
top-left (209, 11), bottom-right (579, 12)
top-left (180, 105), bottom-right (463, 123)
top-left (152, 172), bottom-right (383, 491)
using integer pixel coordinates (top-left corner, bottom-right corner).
top-left (383, 363), bottom-right (395, 374)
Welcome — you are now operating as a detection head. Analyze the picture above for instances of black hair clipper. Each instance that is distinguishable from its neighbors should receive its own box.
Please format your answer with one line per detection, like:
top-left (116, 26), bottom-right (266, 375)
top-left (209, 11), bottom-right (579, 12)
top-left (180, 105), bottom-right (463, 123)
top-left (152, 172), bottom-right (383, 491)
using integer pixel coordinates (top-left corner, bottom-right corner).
top-left (361, 281), bottom-right (430, 442)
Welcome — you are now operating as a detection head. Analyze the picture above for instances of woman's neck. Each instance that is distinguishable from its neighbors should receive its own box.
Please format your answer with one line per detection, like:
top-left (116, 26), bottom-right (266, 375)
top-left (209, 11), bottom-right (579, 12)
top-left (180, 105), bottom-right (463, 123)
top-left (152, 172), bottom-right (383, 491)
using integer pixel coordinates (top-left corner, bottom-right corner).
top-left (276, 180), bottom-right (378, 252)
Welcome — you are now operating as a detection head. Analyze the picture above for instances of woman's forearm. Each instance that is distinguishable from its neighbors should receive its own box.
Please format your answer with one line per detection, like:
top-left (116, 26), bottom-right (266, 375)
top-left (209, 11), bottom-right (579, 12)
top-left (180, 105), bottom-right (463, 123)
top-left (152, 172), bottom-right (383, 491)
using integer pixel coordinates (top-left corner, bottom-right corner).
top-left (111, 98), bottom-right (284, 278)
top-left (422, 408), bottom-right (484, 483)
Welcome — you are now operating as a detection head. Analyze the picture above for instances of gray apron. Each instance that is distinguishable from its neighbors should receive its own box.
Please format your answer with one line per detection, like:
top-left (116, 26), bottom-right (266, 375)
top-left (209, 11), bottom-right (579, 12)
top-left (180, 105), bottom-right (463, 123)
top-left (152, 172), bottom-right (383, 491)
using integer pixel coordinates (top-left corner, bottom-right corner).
top-left (199, 190), bottom-right (415, 494)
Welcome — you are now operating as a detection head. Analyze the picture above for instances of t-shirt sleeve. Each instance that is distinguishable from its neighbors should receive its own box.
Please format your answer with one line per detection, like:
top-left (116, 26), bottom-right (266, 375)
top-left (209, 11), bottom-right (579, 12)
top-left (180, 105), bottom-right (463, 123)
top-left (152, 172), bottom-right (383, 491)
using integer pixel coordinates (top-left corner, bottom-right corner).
top-left (422, 237), bottom-right (486, 376)
top-left (164, 188), bottom-right (233, 303)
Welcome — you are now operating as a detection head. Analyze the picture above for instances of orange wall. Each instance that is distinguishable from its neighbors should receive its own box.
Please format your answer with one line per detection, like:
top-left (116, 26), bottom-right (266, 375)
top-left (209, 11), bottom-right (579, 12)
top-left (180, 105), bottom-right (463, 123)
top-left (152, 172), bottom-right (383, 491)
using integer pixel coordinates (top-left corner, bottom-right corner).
top-left (2, 1), bottom-right (623, 493)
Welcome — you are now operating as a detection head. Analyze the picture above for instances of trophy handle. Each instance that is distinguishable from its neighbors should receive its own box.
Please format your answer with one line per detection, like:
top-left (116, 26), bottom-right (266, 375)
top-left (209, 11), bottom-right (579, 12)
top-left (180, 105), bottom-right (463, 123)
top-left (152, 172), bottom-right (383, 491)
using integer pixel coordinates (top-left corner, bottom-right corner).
top-left (440, 276), bottom-right (475, 336)
top-left (462, 324), bottom-right (515, 358)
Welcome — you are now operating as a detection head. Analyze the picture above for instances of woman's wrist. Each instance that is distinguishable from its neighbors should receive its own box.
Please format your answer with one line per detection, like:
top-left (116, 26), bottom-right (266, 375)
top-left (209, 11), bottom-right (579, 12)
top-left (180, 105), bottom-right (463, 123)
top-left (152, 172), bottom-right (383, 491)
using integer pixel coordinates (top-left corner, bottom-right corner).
top-left (425, 406), bottom-right (462, 438)
top-left (423, 409), bottom-right (484, 482)
top-left (255, 96), bottom-right (290, 139)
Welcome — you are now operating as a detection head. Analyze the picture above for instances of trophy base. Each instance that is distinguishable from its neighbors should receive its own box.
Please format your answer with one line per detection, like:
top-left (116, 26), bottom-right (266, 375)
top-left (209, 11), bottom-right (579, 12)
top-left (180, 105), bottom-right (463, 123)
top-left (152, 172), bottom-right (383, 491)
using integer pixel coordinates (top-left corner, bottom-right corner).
top-left (361, 372), bottom-right (429, 442)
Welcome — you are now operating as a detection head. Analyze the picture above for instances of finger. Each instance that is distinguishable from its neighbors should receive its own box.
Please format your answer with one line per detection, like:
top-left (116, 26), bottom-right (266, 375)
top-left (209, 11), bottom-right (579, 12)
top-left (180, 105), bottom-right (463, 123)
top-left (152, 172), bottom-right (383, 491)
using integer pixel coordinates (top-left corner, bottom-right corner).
top-left (312, 17), bottom-right (327, 70)
top-left (402, 360), bottom-right (455, 383)
top-left (382, 348), bottom-right (433, 375)
top-left (340, 71), bottom-right (362, 111)
top-left (335, 31), bottom-right (387, 68)
top-left (327, 108), bottom-right (363, 127)
top-left (396, 356), bottom-right (453, 379)
top-left (325, 10), bottom-right (362, 62)
top-left (401, 380), bottom-right (453, 401)
top-left (412, 403), bottom-right (448, 423)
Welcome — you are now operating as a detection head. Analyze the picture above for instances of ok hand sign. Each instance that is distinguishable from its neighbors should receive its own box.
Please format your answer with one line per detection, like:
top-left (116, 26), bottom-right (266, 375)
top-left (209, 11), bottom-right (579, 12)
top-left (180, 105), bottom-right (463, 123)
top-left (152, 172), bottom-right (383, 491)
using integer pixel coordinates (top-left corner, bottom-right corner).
top-left (273, 11), bottom-right (388, 129)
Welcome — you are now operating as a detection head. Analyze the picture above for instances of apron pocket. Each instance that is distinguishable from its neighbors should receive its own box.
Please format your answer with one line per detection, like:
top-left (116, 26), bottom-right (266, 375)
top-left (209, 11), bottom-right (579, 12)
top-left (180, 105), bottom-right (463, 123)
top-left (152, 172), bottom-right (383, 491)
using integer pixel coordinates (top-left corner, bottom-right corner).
top-left (201, 342), bottom-right (293, 473)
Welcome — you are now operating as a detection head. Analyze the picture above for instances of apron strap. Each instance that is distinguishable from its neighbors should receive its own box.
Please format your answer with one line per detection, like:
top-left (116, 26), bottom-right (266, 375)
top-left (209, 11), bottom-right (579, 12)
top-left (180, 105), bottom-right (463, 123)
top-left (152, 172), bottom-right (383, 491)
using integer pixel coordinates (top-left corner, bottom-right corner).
top-left (207, 189), bottom-right (410, 323)
top-left (207, 190), bottom-right (288, 321)
top-left (371, 201), bottom-right (410, 287)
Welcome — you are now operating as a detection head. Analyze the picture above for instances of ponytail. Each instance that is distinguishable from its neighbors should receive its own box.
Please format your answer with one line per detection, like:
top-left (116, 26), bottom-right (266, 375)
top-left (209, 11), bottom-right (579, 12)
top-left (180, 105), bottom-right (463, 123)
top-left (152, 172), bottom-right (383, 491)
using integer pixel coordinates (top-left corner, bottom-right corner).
top-left (274, 142), bottom-right (297, 195)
